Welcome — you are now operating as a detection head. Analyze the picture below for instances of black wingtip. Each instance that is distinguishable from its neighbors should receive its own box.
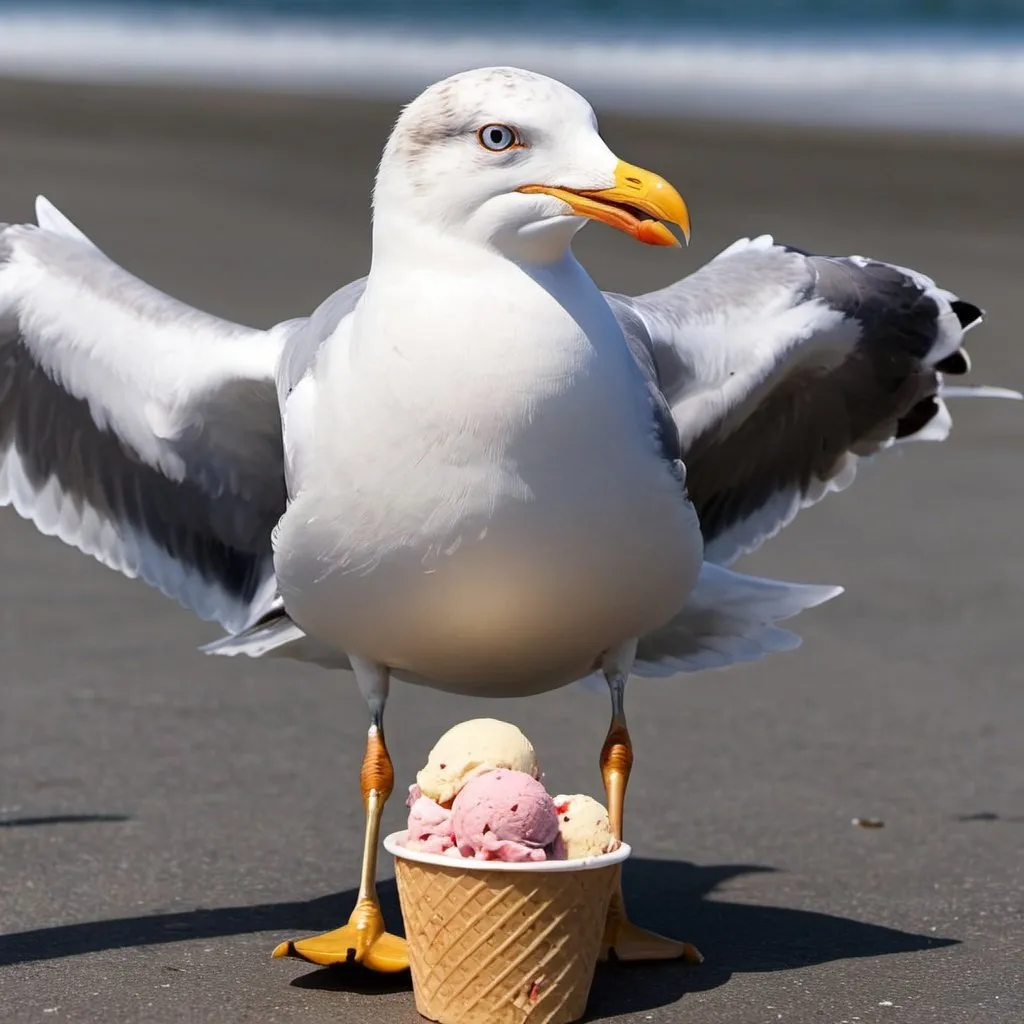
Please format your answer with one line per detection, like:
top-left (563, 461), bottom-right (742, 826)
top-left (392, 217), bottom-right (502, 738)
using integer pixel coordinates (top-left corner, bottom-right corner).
top-left (950, 299), bottom-right (984, 331)
top-left (935, 349), bottom-right (971, 375)
top-left (895, 396), bottom-right (941, 439)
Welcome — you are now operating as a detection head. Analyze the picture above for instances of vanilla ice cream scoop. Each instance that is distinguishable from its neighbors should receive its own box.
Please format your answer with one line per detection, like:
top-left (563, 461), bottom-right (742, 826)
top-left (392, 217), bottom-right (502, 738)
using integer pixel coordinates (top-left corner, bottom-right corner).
top-left (416, 718), bottom-right (539, 805)
top-left (553, 794), bottom-right (617, 859)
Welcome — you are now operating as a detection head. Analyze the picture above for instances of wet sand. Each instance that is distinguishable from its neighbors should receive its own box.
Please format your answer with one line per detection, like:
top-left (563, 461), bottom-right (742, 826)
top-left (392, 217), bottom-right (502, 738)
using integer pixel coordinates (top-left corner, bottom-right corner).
top-left (1, 78), bottom-right (1022, 1024)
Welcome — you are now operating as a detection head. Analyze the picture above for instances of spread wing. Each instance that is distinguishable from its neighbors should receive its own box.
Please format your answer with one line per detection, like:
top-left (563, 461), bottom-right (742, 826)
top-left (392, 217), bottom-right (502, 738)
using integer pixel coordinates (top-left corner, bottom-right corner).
top-left (0, 198), bottom-right (289, 631)
top-left (609, 236), bottom-right (1017, 566)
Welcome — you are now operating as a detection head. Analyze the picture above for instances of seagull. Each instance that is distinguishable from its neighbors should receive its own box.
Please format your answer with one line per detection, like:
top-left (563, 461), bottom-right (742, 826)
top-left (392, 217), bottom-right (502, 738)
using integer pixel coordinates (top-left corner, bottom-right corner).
top-left (0, 66), bottom-right (1016, 972)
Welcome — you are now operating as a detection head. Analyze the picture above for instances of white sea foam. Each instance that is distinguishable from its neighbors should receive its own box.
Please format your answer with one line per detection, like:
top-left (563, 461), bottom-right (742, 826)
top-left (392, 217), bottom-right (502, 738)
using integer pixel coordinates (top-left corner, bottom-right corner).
top-left (2, 11), bottom-right (1024, 134)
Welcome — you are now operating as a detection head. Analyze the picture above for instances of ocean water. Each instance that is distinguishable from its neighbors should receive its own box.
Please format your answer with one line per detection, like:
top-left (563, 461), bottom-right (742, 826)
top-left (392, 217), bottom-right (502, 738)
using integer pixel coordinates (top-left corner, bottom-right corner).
top-left (16, 1), bottom-right (1024, 32)
top-left (3, 1), bottom-right (1024, 133)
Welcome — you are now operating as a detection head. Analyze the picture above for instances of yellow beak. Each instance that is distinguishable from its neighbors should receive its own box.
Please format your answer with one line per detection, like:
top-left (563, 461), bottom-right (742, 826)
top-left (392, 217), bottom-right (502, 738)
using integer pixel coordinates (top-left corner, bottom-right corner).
top-left (518, 159), bottom-right (690, 247)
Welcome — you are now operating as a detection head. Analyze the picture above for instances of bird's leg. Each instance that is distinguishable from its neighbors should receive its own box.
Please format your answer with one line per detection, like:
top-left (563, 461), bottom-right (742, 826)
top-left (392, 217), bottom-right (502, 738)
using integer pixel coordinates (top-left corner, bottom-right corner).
top-left (272, 658), bottom-right (408, 971)
top-left (599, 641), bottom-right (703, 964)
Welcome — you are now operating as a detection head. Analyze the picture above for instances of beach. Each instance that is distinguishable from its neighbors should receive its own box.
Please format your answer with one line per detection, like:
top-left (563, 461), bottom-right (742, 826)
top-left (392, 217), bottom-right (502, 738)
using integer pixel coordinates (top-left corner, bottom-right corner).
top-left (1, 76), bottom-right (1022, 1024)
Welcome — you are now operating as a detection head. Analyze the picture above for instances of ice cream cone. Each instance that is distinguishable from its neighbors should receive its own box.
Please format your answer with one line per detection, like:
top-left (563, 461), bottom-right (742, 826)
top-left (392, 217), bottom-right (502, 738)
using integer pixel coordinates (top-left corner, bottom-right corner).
top-left (385, 832), bottom-right (630, 1024)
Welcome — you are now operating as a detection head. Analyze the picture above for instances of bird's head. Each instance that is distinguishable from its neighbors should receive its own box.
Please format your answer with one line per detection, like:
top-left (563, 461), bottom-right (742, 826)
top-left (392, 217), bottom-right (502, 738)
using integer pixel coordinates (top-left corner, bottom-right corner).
top-left (374, 67), bottom-right (690, 263)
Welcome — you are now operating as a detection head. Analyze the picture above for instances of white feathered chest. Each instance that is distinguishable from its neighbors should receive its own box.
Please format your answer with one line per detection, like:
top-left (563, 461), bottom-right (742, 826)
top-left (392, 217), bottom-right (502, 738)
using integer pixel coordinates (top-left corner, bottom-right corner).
top-left (273, 250), bottom-right (700, 693)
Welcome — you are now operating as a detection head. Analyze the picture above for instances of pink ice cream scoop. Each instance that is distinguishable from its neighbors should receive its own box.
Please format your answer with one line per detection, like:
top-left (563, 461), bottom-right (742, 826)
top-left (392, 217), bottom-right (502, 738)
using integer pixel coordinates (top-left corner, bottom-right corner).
top-left (450, 769), bottom-right (561, 862)
top-left (405, 784), bottom-right (455, 855)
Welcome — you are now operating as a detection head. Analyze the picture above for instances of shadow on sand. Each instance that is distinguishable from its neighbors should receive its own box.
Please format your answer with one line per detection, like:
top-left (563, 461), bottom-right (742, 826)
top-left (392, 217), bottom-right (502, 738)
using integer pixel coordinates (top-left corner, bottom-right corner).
top-left (0, 857), bottom-right (955, 1018)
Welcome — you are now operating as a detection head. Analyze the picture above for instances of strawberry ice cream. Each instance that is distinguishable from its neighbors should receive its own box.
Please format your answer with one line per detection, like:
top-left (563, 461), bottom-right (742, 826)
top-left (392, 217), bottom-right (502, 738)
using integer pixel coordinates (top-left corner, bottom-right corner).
top-left (405, 785), bottom-right (455, 855)
top-left (450, 769), bottom-right (562, 862)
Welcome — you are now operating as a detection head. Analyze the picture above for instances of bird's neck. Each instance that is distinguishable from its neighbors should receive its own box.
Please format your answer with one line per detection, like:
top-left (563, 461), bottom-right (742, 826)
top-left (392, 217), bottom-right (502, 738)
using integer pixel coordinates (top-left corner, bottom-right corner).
top-left (368, 211), bottom-right (488, 278)
top-left (369, 206), bottom-right (580, 277)
top-left (363, 219), bottom-right (606, 357)
top-left (356, 211), bottom-right (618, 390)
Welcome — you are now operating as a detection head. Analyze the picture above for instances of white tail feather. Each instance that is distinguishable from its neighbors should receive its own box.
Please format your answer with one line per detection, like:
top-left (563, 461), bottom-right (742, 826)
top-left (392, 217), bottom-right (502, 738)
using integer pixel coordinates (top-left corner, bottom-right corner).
top-left (201, 616), bottom-right (306, 659)
top-left (201, 613), bottom-right (350, 670)
top-left (631, 563), bottom-right (841, 678)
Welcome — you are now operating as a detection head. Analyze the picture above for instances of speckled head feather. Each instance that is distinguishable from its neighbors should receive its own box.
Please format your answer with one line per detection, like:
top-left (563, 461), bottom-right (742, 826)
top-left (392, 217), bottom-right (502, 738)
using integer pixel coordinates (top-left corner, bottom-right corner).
top-left (371, 66), bottom-right (615, 258)
top-left (384, 67), bottom-right (573, 165)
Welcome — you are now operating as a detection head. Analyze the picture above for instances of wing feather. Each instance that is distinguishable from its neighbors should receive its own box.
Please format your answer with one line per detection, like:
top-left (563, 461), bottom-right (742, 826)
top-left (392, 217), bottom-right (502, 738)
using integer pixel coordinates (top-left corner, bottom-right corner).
top-left (609, 236), bottom-right (1017, 566)
top-left (0, 201), bottom-right (288, 630)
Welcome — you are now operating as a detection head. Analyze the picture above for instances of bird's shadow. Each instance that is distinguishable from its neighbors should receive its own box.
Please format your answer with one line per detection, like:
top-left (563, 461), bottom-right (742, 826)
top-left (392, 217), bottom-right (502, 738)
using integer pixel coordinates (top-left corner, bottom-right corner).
top-left (0, 857), bottom-right (955, 1018)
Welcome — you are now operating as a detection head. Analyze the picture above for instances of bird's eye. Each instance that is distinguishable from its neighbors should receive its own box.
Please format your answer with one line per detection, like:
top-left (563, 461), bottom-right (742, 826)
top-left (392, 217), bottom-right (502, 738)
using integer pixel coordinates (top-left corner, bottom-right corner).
top-left (478, 124), bottom-right (519, 152)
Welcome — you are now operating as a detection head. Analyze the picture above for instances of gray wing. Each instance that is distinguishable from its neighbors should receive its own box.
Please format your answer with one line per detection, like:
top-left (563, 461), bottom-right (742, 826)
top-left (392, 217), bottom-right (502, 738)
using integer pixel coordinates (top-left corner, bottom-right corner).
top-left (608, 235), bottom-right (1016, 566)
top-left (0, 198), bottom-right (289, 632)
top-left (276, 276), bottom-right (367, 499)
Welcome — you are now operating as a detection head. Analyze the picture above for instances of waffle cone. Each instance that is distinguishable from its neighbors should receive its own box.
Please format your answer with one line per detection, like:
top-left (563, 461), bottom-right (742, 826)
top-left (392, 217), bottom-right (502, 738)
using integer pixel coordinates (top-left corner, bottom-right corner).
top-left (387, 834), bottom-right (628, 1024)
